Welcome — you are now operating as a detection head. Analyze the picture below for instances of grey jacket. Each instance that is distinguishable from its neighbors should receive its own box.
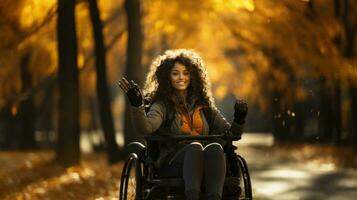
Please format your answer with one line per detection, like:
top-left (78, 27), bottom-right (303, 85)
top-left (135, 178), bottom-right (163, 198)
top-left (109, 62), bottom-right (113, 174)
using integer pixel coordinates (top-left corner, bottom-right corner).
top-left (130, 101), bottom-right (244, 167)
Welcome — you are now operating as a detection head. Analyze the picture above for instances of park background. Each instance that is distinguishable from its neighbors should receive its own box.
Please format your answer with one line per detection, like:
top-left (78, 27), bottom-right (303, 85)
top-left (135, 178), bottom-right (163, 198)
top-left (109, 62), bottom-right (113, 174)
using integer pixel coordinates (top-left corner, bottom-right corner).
top-left (0, 0), bottom-right (357, 199)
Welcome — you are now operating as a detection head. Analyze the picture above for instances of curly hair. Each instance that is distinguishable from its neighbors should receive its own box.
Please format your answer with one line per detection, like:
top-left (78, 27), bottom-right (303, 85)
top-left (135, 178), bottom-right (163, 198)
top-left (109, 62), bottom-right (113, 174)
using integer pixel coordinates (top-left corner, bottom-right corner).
top-left (143, 49), bottom-right (216, 109)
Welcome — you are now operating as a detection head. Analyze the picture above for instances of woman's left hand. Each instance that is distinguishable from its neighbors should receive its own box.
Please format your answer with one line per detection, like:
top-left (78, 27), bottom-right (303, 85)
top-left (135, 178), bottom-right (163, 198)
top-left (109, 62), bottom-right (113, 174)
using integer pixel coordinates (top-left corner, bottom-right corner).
top-left (234, 98), bottom-right (248, 124)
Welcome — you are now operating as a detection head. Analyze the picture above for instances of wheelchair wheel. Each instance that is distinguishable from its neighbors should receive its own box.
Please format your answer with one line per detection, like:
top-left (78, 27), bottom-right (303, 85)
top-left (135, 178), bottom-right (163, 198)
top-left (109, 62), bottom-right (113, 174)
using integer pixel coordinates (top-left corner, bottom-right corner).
top-left (224, 153), bottom-right (252, 200)
top-left (236, 154), bottom-right (252, 200)
top-left (119, 153), bottom-right (143, 200)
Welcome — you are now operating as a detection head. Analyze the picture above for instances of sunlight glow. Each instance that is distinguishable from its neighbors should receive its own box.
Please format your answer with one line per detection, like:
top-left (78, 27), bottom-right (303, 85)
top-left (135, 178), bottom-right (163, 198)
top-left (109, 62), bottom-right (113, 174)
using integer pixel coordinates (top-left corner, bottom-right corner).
top-left (255, 181), bottom-right (291, 196)
top-left (261, 169), bottom-right (310, 179)
top-left (78, 53), bottom-right (85, 69)
top-left (59, 172), bottom-right (82, 183)
top-left (336, 179), bottom-right (357, 188)
top-left (11, 105), bottom-right (17, 116)
top-left (307, 161), bottom-right (336, 171)
top-left (215, 85), bottom-right (227, 100)
top-left (213, 0), bottom-right (255, 12)
top-left (237, 133), bottom-right (274, 146)
top-left (254, 168), bottom-right (311, 196)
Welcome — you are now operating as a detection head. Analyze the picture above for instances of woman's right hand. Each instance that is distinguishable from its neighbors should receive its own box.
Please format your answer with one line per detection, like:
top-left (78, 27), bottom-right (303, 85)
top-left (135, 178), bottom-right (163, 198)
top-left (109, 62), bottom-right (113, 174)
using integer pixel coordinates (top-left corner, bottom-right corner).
top-left (118, 77), bottom-right (143, 107)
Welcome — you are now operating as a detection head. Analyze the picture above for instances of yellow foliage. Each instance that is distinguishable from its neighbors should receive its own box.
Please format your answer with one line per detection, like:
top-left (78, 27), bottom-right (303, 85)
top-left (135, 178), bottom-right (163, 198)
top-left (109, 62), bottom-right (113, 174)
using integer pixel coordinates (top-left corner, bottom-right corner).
top-left (78, 53), bottom-right (86, 70)
top-left (1, 0), bottom-right (356, 118)
top-left (212, 0), bottom-right (254, 12)
top-left (214, 85), bottom-right (227, 100)
top-left (19, 0), bottom-right (55, 29)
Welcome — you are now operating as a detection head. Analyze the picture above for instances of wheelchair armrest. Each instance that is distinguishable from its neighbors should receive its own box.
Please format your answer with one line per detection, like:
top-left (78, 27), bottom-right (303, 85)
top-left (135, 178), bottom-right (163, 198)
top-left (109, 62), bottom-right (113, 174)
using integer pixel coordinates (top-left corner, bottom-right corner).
top-left (124, 142), bottom-right (146, 160)
top-left (144, 134), bottom-right (241, 142)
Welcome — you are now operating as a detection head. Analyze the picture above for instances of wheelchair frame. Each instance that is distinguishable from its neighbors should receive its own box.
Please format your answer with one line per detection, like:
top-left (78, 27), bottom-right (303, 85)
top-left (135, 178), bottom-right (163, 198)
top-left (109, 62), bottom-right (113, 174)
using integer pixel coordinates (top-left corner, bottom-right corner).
top-left (119, 134), bottom-right (253, 200)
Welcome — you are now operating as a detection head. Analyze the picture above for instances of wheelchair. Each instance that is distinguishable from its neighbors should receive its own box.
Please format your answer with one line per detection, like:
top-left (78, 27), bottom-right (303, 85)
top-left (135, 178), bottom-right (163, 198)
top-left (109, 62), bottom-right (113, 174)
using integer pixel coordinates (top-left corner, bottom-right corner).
top-left (119, 132), bottom-right (253, 200)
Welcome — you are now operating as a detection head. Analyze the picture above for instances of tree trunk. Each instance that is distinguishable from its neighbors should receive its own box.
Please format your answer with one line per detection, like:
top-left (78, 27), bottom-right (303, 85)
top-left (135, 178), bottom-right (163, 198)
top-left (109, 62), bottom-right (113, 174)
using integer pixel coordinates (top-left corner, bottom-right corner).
top-left (88, 0), bottom-right (121, 164)
top-left (292, 101), bottom-right (306, 141)
top-left (41, 89), bottom-right (55, 147)
top-left (18, 50), bottom-right (36, 149)
top-left (56, 0), bottom-right (80, 166)
top-left (0, 106), bottom-right (18, 149)
top-left (271, 92), bottom-right (290, 142)
top-left (345, 26), bottom-right (357, 147)
top-left (332, 0), bottom-right (343, 144)
top-left (341, 0), bottom-right (357, 148)
top-left (349, 86), bottom-right (357, 148)
top-left (334, 80), bottom-right (342, 143)
top-left (37, 79), bottom-right (56, 147)
top-left (318, 77), bottom-right (334, 142)
top-left (123, 0), bottom-right (145, 145)
top-left (334, 0), bottom-right (341, 17)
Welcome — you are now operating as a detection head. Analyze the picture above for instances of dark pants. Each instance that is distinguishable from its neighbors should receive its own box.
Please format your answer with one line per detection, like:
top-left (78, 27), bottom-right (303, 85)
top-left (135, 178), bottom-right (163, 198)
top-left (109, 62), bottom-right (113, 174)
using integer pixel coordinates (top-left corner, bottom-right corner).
top-left (159, 142), bottom-right (226, 200)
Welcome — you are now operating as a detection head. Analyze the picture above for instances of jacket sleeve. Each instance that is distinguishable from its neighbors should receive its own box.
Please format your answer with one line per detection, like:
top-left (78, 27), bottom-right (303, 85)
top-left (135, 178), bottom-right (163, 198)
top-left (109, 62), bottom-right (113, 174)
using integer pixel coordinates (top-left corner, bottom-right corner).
top-left (130, 102), bottom-right (166, 134)
top-left (211, 108), bottom-right (244, 137)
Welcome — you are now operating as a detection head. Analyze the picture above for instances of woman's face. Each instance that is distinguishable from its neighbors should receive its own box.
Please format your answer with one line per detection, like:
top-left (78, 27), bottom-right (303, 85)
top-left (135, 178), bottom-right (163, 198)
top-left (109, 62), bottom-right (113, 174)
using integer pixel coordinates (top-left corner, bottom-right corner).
top-left (170, 63), bottom-right (190, 91)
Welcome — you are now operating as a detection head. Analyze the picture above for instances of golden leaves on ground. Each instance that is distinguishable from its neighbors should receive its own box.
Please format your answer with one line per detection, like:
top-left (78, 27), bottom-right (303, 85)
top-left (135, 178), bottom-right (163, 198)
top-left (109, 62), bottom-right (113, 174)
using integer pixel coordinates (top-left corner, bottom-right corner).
top-left (0, 151), bottom-right (123, 200)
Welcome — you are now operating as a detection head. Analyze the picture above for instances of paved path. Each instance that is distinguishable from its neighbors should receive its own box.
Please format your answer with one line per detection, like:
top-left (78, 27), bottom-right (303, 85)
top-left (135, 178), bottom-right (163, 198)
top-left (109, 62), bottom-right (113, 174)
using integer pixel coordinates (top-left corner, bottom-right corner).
top-left (236, 134), bottom-right (357, 200)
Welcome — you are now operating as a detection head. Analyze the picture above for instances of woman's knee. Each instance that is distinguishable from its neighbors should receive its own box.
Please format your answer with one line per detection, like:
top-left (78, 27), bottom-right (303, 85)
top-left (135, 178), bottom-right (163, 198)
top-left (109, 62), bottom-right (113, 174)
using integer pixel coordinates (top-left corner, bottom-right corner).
top-left (203, 143), bottom-right (224, 154)
top-left (186, 142), bottom-right (204, 153)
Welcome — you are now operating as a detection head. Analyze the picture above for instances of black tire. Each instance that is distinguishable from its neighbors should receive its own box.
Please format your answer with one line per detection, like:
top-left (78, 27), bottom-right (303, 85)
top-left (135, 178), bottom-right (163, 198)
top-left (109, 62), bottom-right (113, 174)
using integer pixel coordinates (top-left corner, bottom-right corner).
top-left (119, 153), bottom-right (143, 200)
top-left (223, 153), bottom-right (253, 200)
top-left (236, 154), bottom-right (252, 200)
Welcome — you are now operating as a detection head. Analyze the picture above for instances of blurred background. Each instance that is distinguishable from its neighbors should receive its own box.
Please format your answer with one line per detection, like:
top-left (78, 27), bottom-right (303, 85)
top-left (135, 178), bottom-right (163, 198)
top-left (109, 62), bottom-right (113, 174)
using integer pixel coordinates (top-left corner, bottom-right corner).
top-left (0, 0), bottom-right (356, 199)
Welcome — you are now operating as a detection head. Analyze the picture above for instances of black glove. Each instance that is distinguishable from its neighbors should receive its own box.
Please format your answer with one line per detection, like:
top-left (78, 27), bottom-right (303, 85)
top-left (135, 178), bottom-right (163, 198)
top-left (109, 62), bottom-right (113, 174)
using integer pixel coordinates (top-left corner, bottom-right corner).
top-left (126, 80), bottom-right (143, 107)
top-left (118, 77), bottom-right (144, 107)
top-left (234, 99), bottom-right (248, 124)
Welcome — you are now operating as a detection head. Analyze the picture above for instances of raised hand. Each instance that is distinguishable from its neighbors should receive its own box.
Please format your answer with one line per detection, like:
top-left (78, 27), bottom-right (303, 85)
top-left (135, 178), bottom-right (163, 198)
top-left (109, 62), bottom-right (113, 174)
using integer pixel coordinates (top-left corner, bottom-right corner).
top-left (234, 98), bottom-right (248, 124)
top-left (118, 77), bottom-right (143, 107)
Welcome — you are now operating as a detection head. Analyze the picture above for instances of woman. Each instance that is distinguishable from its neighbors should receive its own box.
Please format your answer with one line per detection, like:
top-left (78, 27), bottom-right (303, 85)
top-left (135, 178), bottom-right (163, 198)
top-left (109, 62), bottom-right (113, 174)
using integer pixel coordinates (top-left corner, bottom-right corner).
top-left (118, 49), bottom-right (247, 200)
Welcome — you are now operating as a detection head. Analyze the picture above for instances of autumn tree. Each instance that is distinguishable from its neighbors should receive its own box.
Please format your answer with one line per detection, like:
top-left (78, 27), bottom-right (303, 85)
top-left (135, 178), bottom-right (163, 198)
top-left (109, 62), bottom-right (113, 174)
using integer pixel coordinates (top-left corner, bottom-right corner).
top-left (56, 0), bottom-right (80, 166)
top-left (88, 0), bottom-right (121, 163)
top-left (1, 0), bottom-right (356, 150)
top-left (334, 0), bottom-right (357, 145)
top-left (0, 0), bottom-right (38, 149)
top-left (18, 49), bottom-right (36, 148)
top-left (336, 0), bottom-right (357, 147)
top-left (123, 0), bottom-right (145, 146)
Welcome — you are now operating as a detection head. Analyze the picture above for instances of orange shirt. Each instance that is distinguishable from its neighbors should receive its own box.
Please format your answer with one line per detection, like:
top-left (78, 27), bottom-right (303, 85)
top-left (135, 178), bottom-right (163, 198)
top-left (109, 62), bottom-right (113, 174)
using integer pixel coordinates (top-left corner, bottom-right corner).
top-left (180, 106), bottom-right (203, 135)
